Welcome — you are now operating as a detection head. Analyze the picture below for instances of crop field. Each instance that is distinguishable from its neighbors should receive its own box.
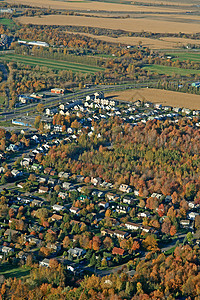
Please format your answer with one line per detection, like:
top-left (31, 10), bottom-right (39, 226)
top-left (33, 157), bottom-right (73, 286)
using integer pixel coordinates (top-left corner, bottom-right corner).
top-left (0, 54), bottom-right (104, 73)
top-left (7, 0), bottom-right (190, 12)
top-left (106, 88), bottom-right (200, 109)
top-left (142, 64), bottom-right (200, 76)
top-left (17, 15), bottom-right (200, 34)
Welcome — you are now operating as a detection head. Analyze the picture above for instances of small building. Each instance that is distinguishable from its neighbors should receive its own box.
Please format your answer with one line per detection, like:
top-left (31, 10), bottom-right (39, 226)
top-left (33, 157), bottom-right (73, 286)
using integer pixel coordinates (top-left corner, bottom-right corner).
top-left (51, 214), bottom-right (63, 222)
top-left (38, 186), bottom-right (49, 194)
top-left (1, 246), bottom-right (14, 254)
top-left (39, 258), bottom-right (50, 267)
top-left (125, 222), bottom-right (141, 231)
top-left (112, 247), bottom-right (125, 256)
top-left (119, 184), bottom-right (132, 193)
top-left (68, 248), bottom-right (86, 258)
top-left (52, 204), bottom-right (65, 212)
top-left (51, 88), bottom-right (65, 94)
top-left (69, 207), bottom-right (80, 215)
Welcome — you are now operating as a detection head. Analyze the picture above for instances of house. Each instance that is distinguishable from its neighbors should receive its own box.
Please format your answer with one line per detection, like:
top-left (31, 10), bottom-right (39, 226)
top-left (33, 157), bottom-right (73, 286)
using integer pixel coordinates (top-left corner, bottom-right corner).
top-left (188, 202), bottom-right (199, 209)
top-left (44, 167), bottom-right (52, 175)
top-left (63, 182), bottom-right (72, 190)
top-left (141, 225), bottom-right (152, 233)
top-left (1, 246), bottom-right (14, 254)
top-left (106, 193), bottom-right (120, 202)
top-left (134, 190), bottom-right (139, 196)
top-left (116, 204), bottom-right (130, 214)
top-left (39, 258), bottom-right (50, 267)
top-left (125, 222), bottom-right (141, 231)
top-left (70, 207), bottom-right (80, 215)
top-left (58, 192), bottom-right (67, 200)
top-left (98, 201), bottom-right (109, 209)
top-left (151, 193), bottom-right (163, 199)
top-left (38, 186), bottom-right (49, 194)
top-left (101, 229), bottom-right (115, 237)
top-left (91, 177), bottom-right (102, 186)
top-left (11, 169), bottom-right (23, 177)
top-left (51, 214), bottom-right (63, 222)
top-left (188, 212), bottom-right (199, 220)
top-left (68, 248), bottom-right (86, 258)
top-left (46, 242), bottom-right (61, 252)
top-left (52, 204), bottom-right (65, 212)
top-left (112, 247), bottom-right (125, 256)
top-left (180, 220), bottom-right (190, 228)
top-left (17, 182), bottom-right (26, 189)
top-left (38, 177), bottom-right (46, 184)
top-left (113, 230), bottom-right (128, 239)
top-left (46, 107), bottom-right (58, 116)
top-left (122, 196), bottom-right (137, 205)
top-left (119, 184), bottom-right (132, 193)
top-left (138, 211), bottom-right (151, 218)
top-left (32, 199), bottom-right (43, 207)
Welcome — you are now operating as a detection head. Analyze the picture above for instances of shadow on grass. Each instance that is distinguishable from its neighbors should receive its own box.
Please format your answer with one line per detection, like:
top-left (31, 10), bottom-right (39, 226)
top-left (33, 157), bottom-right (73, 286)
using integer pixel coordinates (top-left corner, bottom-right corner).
top-left (0, 263), bottom-right (31, 278)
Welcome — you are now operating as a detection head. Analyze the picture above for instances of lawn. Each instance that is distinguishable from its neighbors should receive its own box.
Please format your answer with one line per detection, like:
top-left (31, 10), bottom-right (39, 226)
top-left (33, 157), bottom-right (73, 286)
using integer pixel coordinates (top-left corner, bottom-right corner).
top-left (0, 54), bottom-right (104, 74)
top-left (0, 263), bottom-right (31, 279)
top-left (143, 64), bottom-right (200, 76)
top-left (165, 52), bottom-right (200, 63)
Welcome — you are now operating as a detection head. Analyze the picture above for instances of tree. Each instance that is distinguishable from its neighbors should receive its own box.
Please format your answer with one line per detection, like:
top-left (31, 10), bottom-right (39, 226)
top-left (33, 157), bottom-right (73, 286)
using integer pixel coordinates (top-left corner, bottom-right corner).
top-left (36, 103), bottom-right (44, 114)
top-left (63, 236), bottom-right (70, 249)
top-left (132, 241), bottom-right (140, 252)
top-left (142, 235), bottom-right (158, 252)
top-left (90, 253), bottom-right (97, 266)
top-left (170, 225), bottom-right (177, 236)
top-left (34, 116), bottom-right (41, 129)
top-left (195, 215), bottom-right (200, 230)
top-left (101, 258), bottom-right (107, 268)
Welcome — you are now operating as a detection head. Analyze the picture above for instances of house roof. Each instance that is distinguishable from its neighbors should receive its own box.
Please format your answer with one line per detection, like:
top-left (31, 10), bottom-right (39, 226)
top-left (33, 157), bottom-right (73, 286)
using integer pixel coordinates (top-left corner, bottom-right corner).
top-left (112, 247), bottom-right (125, 256)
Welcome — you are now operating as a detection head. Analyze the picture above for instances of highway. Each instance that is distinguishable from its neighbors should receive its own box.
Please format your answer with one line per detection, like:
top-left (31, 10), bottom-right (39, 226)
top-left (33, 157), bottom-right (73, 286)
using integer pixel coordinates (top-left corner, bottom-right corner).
top-left (0, 81), bottom-right (157, 121)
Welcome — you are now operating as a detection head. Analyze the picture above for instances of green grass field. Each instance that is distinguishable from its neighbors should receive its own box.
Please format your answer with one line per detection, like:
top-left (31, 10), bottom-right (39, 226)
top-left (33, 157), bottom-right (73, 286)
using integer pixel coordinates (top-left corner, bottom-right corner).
top-left (0, 54), bottom-right (104, 74)
top-left (0, 18), bottom-right (15, 28)
top-left (165, 52), bottom-right (200, 63)
top-left (143, 64), bottom-right (200, 76)
top-left (0, 263), bottom-right (31, 279)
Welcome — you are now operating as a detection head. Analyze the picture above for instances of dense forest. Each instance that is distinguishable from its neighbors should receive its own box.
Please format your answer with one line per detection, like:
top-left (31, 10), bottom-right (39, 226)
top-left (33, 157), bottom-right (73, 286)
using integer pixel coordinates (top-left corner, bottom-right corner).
top-left (40, 117), bottom-right (200, 203)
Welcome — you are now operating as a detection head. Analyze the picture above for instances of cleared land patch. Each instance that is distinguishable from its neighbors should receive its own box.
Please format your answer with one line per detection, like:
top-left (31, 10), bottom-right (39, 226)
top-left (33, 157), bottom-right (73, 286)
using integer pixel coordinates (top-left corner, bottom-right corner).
top-left (17, 15), bottom-right (200, 34)
top-left (0, 54), bottom-right (104, 73)
top-left (106, 88), bottom-right (200, 109)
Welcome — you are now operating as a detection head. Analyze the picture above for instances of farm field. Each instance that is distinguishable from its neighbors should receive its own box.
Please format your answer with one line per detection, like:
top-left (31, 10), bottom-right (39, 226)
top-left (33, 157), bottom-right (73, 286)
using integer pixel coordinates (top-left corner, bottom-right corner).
top-left (17, 15), bottom-right (200, 35)
top-left (7, 0), bottom-right (190, 12)
top-left (0, 54), bottom-right (104, 73)
top-left (165, 52), bottom-right (200, 62)
top-left (106, 88), bottom-right (200, 109)
top-left (142, 64), bottom-right (200, 76)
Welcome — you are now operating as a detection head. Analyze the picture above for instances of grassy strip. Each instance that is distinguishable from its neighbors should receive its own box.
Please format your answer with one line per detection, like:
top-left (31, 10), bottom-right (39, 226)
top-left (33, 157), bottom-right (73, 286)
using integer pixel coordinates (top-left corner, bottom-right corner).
top-left (143, 64), bottom-right (200, 76)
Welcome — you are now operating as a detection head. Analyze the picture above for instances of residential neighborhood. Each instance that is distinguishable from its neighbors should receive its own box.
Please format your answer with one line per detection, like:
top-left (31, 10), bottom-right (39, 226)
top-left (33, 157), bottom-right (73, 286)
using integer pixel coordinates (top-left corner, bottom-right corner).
top-left (0, 90), bottom-right (199, 287)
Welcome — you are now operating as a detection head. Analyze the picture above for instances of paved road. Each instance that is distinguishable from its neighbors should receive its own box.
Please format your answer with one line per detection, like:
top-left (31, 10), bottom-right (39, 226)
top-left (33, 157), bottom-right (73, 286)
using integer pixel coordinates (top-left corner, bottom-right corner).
top-left (0, 82), bottom-right (157, 121)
